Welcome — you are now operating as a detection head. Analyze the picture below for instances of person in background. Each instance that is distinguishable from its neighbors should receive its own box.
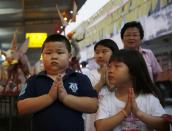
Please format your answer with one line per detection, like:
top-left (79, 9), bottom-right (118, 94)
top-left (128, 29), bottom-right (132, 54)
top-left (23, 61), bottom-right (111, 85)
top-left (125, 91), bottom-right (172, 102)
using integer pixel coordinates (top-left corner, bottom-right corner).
top-left (95, 49), bottom-right (169, 131)
top-left (84, 39), bottom-right (119, 131)
top-left (80, 61), bottom-right (88, 68)
top-left (121, 21), bottom-right (162, 81)
top-left (17, 34), bottom-right (98, 131)
top-left (69, 56), bottom-right (82, 72)
top-left (80, 61), bottom-right (90, 74)
top-left (32, 59), bottom-right (44, 74)
top-left (89, 39), bottom-right (119, 95)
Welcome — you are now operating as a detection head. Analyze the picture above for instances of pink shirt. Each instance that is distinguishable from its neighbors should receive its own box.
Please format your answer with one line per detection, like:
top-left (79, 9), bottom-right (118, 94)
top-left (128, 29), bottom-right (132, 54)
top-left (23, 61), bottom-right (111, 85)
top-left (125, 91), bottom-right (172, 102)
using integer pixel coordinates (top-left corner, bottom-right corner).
top-left (139, 48), bottom-right (162, 81)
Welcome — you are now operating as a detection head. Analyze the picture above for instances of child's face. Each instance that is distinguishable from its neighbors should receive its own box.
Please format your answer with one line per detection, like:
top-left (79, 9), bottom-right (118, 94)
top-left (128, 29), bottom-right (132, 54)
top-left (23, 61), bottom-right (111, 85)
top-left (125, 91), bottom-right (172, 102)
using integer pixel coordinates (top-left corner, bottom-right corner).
top-left (108, 61), bottom-right (131, 87)
top-left (42, 41), bottom-right (71, 75)
top-left (94, 45), bottom-right (113, 67)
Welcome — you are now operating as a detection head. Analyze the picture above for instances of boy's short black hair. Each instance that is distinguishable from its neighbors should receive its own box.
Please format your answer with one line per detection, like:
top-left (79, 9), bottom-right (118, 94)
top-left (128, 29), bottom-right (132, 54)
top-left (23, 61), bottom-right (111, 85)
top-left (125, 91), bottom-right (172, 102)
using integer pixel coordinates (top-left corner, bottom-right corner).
top-left (120, 21), bottom-right (144, 40)
top-left (94, 39), bottom-right (119, 54)
top-left (42, 34), bottom-right (71, 53)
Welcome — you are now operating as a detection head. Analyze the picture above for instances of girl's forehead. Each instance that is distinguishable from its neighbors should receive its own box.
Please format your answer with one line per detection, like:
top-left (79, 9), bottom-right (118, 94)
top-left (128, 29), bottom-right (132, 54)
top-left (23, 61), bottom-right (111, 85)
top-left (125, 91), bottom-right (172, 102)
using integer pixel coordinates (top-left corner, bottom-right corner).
top-left (109, 60), bottom-right (121, 64)
top-left (109, 60), bottom-right (127, 68)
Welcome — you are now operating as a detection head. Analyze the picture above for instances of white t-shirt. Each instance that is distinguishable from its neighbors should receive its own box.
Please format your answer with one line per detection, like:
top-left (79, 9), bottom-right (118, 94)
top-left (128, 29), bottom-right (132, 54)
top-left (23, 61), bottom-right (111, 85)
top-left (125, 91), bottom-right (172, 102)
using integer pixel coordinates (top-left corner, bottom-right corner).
top-left (83, 69), bottom-right (110, 98)
top-left (96, 92), bottom-right (166, 131)
top-left (83, 69), bottom-right (110, 131)
top-left (85, 69), bottom-right (100, 87)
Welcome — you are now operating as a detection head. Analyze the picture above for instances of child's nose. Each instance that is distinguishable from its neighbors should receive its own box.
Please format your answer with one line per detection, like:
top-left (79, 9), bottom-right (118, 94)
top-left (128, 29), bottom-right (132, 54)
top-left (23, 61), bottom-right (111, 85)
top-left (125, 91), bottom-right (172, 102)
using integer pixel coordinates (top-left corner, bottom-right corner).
top-left (108, 69), bottom-right (112, 74)
top-left (108, 67), bottom-right (115, 74)
top-left (52, 53), bottom-right (58, 58)
top-left (97, 53), bottom-right (103, 58)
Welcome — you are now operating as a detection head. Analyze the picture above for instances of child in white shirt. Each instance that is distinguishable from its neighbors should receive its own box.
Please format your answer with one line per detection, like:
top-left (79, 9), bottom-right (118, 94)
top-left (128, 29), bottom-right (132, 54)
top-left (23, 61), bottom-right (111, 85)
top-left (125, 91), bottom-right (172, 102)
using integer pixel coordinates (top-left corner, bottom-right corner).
top-left (95, 49), bottom-right (169, 131)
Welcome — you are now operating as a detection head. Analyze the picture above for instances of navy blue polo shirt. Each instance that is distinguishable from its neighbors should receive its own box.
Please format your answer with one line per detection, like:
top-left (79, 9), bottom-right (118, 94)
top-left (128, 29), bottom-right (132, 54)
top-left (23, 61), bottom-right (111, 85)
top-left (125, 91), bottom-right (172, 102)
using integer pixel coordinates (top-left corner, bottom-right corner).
top-left (18, 68), bottom-right (97, 131)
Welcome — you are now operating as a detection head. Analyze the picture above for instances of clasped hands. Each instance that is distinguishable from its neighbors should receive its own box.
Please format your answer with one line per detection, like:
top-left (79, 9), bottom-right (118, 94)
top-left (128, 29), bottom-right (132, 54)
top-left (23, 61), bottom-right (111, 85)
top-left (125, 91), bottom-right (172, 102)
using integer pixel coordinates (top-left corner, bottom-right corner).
top-left (122, 88), bottom-right (142, 117)
top-left (48, 74), bottom-right (67, 103)
top-left (99, 64), bottom-right (115, 91)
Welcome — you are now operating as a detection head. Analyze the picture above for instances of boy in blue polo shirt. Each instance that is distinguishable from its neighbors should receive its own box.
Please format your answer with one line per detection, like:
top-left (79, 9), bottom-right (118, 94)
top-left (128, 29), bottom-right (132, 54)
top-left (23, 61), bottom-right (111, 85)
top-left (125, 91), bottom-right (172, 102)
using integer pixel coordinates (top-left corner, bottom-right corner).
top-left (17, 34), bottom-right (98, 131)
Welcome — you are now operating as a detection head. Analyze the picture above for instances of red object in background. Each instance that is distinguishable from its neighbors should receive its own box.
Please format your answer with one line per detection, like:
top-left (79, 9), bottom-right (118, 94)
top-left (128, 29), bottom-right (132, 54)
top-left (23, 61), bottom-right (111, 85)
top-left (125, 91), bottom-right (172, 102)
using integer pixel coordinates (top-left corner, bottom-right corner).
top-left (54, 24), bottom-right (62, 33)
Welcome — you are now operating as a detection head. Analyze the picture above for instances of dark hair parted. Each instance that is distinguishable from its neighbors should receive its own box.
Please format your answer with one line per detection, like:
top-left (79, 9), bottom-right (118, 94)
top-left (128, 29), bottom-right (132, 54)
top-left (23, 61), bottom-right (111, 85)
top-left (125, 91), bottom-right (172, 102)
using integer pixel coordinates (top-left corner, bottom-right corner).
top-left (94, 39), bottom-right (119, 54)
top-left (120, 21), bottom-right (144, 40)
top-left (42, 34), bottom-right (71, 53)
top-left (109, 49), bottom-right (163, 102)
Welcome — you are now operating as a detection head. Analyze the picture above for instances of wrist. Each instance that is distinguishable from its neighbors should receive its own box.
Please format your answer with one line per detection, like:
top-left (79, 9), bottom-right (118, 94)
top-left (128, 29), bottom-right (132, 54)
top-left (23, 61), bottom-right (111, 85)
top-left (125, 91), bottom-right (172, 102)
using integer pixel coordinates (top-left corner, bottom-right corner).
top-left (123, 108), bottom-right (130, 115)
top-left (62, 94), bottom-right (69, 105)
top-left (58, 87), bottom-right (68, 103)
top-left (95, 82), bottom-right (104, 92)
top-left (98, 80), bottom-right (104, 87)
top-left (121, 109), bottom-right (128, 117)
top-left (136, 110), bottom-right (143, 118)
top-left (46, 94), bottom-right (54, 104)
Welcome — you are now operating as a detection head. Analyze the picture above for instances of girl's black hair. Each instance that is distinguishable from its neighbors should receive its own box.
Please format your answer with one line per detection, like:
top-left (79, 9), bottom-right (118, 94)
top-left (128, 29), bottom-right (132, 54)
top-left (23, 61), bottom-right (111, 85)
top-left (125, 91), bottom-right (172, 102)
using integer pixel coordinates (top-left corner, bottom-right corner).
top-left (42, 34), bottom-right (71, 53)
top-left (109, 49), bottom-right (164, 105)
top-left (94, 39), bottom-right (119, 55)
